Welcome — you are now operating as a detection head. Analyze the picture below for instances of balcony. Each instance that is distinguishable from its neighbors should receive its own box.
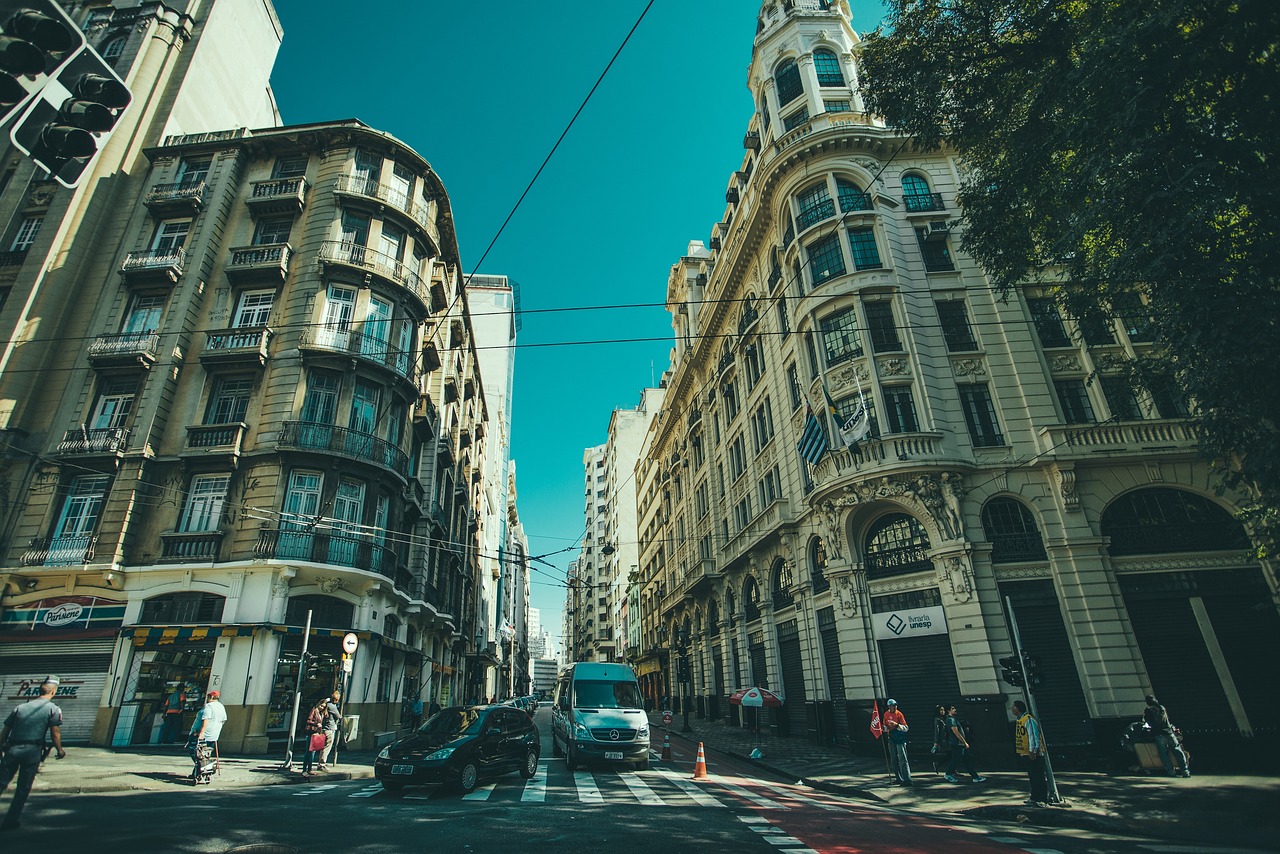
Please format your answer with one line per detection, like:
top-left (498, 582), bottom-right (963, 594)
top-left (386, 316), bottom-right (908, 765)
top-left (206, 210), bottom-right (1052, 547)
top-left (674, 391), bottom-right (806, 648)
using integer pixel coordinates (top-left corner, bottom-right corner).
top-left (738, 306), bottom-right (760, 336)
top-left (225, 243), bottom-right (292, 283)
top-left (58, 426), bottom-right (128, 455)
top-left (823, 432), bottom-right (946, 476)
top-left (159, 530), bottom-right (224, 562)
top-left (332, 176), bottom-right (441, 251)
top-left (87, 331), bottom-right (160, 368)
top-left (144, 180), bottom-right (207, 216)
top-left (903, 192), bottom-right (946, 214)
top-left (184, 423), bottom-right (247, 460)
top-left (200, 327), bottom-right (272, 368)
top-left (245, 176), bottom-right (309, 217)
top-left (684, 558), bottom-right (719, 595)
top-left (717, 350), bottom-right (735, 375)
top-left (21, 535), bottom-right (97, 567)
top-left (989, 532), bottom-right (1048, 564)
top-left (0, 249), bottom-right (26, 284)
top-left (254, 527), bottom-right (398, 578)
top-left (121, 247), bottom-right (185, 285)
top-left (318, 241), bottom-right (431, 315)
top-left (299, 327), bottom-right (417, 386)
top-left (278, 420), bottom-right (409, 479)
top-left (1037, 419), bottom-right (1200, 462)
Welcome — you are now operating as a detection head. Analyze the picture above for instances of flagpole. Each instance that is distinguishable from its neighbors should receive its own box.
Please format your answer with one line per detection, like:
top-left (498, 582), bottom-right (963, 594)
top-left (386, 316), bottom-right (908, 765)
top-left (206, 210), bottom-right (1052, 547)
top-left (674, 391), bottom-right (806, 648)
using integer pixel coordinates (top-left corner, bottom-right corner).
top-left (855, 570), bottom-right (893, 779)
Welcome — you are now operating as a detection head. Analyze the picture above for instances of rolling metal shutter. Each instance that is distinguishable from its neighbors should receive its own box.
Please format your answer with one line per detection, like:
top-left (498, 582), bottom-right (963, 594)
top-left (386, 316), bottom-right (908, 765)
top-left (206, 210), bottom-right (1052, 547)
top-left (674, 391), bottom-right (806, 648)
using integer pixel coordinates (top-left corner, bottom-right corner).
top-left (0, 639), bottom-right (115, 743)
top-left (878, 634), bottom-right (960, 742)
top-left (777, 620), bottom-right (807, 737)
top-left (817, 607), bottom-right (849, 744)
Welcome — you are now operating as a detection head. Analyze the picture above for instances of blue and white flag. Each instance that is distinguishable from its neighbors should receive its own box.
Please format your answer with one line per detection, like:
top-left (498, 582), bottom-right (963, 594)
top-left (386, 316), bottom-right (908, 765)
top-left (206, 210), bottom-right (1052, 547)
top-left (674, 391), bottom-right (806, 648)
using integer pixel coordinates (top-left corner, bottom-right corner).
top-left (797, 404), bottom-right (828, 466)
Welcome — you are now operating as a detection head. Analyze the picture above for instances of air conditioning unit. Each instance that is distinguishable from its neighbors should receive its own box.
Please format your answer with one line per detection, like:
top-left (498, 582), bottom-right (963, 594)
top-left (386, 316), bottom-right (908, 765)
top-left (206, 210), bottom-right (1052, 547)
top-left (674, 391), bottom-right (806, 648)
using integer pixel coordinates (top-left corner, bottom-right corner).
top-left (925, 221), bottom-right (952, 242)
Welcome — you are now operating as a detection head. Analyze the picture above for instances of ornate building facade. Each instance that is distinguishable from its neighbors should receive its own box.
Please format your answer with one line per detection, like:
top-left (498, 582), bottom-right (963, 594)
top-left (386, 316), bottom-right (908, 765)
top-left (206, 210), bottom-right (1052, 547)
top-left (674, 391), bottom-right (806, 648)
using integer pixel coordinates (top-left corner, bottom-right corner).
top-left (636, 0), bottom-right (1278, 765)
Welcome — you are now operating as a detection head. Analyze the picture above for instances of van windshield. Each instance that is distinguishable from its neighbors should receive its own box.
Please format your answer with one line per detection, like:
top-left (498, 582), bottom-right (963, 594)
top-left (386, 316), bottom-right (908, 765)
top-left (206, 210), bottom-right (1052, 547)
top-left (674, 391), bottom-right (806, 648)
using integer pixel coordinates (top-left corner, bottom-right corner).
top-left (574, 680), bottom-right (642, 709)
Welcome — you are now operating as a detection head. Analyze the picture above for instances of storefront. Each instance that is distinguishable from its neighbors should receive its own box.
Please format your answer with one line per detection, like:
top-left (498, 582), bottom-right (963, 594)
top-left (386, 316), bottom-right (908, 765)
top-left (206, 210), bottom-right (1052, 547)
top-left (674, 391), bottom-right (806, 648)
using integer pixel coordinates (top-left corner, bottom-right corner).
top-left (267, 626), bottom-right (365, 747)
top-left (0, 595), bottom-right (125, 742)
top-left (871, 588), bottom-right (960, 740)
top-left (112, 624), bottom-right (256, 746)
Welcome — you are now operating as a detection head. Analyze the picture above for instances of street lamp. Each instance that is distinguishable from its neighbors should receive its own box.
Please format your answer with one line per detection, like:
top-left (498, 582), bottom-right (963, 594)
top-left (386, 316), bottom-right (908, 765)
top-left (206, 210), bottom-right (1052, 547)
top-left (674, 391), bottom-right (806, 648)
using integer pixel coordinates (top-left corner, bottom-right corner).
top-left (676, 625), bottom-right (693, 733)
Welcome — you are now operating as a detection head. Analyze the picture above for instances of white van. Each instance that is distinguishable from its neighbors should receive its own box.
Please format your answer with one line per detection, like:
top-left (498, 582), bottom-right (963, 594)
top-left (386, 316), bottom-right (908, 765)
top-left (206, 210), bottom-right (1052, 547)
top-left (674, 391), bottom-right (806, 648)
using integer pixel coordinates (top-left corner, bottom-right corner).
top-left (551, 662), bottom-right (650, 771)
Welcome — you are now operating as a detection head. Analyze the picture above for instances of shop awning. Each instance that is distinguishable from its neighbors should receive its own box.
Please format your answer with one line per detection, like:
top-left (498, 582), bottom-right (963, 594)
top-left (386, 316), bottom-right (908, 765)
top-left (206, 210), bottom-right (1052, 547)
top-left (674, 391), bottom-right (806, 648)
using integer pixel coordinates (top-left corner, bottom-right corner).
top-left (123, 624), bottom-right (262, 644)
top-left (636, 659), bottom-right (662, 676)
top-left (268, 625), bottom-right (374, 642)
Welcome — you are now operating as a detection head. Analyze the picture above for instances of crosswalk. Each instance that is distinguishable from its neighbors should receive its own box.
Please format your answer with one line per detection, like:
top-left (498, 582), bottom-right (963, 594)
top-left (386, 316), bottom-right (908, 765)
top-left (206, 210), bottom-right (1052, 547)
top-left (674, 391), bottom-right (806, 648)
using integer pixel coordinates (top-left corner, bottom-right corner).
top-left (293, 762), bottom-right (850, 813)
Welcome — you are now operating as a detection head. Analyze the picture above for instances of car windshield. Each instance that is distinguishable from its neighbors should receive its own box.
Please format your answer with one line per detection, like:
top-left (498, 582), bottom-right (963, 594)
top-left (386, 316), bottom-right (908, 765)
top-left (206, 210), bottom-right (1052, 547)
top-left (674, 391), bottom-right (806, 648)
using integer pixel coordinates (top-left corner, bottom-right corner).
top-left (574, 680), bottom-right (643, 709)
top-left (417, 707), bottom-right (486, 737)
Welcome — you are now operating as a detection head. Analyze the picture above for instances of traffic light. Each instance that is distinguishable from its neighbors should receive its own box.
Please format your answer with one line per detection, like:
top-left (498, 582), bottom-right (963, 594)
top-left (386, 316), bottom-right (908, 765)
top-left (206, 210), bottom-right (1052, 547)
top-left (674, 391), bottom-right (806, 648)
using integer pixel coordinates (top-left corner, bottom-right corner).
top-left (1022, 652), bottom-right (1043, 690)
top-left (10, 41), bottom-right (130, 187)
top-left (0, 1), bottom-right (83, 124)
top-left (999, 654), bottom-right (1025, 688)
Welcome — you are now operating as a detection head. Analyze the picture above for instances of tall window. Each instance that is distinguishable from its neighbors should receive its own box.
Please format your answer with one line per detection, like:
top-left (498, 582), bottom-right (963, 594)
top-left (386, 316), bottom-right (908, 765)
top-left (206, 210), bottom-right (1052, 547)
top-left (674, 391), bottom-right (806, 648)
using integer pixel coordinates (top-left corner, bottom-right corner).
top-left (775, 59), bottom-right (803, 106)
top-left (806, 232), bottom-right (845, 285)
top-left (177, 157), bottom-right (211, 186)
top-left (744, 341), bottom-right (765, 388)
top-left (121, 294), bottom-right (164, 334)
top-left (902, 173), bottom-right (940, 211)
top-left (340, 210), bottom-right (370, 247)
top-left (936, 300), bottom-right (978, 351)
top-left (864, 301), bottom-right (901, 352)
top-left (280, 470), bottom-right (323, 559)
top-left (750, 398), bottom-right (774, 452)
top-left (206, 375), bottom-right (252, 424)
top-left (776, 298), bottom-right (790, 339)
top-left (179, 474), bottom-right (230, 533)
top-left (837, 179), bottom-right (870, 212)
top-left (272, 156), bottom-right (308, 178)
top-left (349, 381), bottom-right (380, 435)
top-left (819, 306), bottom-right (862, 366)
top-left (319, 285), bottom-right (356, 347)
top-left (728, 435), bottom-right (747, 481)
top-left (362, 296), bottom-right (392, 360)
top-left (47, 475), bottom-right (110, 565)
top-left (378, 222), bottom-right (405, 262)
top-left (959, 383), bottom-right (1003, 446)
top-left (1027, 297), bottom-right (1071, 347)
top-left (10, 216), bottom-right (42, 252)
top-left (796, 181), bottom-right (834, 229)
top-left (981, 498), bottom-right (1047, 563)
top-left (1054, 379), bottom-right (1096, 424)
top-left (882, 386), bottom-right (919, 433)
top-left (353, 149), bottom-right (381, 190)
top-left (837, 393), bottom-right (878, 437)
top-left (915, 228), bottom-right (954, 271)
top-left (151, 219), bottom-right (190, 253)
top-left (300, 372), bottom-right (341, 423)
top-left (721, 377), bottom-right (738, 422)
top-left (253, 216), bottom-right (292, 246)
top-left (90, 376), bottom-right (137, 430)
top-left (810, 537), bottom-right (829, 592)
top-left (865, 514), bottom-right (933, 579)
top-left (389, 162), bottom-right (414, 210)
top-left (1101, 377), bottom-right (1142, 420)
top-left (786, 363), bottom-right (803, 410)
top-left (328, 479), bottom-right (366, 565)
top-left (233, 290), bottom-right (274, 328)
top-left (100, 35), bottom-right (126, 69)
top-left (757, 466), bottom-right (780, 508)
top-left (813, 48), bottom-right (843, 86)
top-left (846, 227), bottom-right (882, 270)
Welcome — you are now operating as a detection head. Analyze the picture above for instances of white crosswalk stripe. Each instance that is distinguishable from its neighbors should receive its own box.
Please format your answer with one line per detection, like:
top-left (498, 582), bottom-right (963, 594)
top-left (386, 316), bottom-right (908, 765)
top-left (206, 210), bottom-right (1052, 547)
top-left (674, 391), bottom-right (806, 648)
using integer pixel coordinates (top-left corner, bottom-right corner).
top-left (521, 764), bottom-right (548, 802)
top-left (292, 783), bottom-right (339, 797)
top-left (349, 783), bottom-right (383, 798)
top-left (573, 770), bottom-right (603, 803)
top-left (750, 778), bottom-right (844, 812)
top-left (655, 769), bottom-right (727, 807)
top-left (619, 771), bottom-right (666, 806)
top-left (713, 777), bottom-right (789, 810)
top-left (462, 782), bottom-right (496, 801)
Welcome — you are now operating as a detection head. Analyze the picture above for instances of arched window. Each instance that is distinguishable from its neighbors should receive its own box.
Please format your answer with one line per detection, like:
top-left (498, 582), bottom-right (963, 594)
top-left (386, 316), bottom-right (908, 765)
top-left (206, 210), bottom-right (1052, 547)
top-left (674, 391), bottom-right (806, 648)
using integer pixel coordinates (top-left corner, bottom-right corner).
top-left (982, 498), bottom-right (1047, 563)
top-left (707, 599), bottom-right (720, 630)
top-left (902, 173), bottom-right (941, 212)
top-left (139, 592), bottom-right (225, 623)
top-left (101, 35), bottom-right (126, 69)
top-left (775, 59), bottom-right (804, 107)
top-left (864, 514), bottom-right (933, 579)
top-left (743, 576), bottom-right (762, 621)
top-left (382, 614), bottom-right (401, 640)
top-left (837, 178), bottom-right (871, 212)
top-left (796, 180), bottom-right (835, 229)
top-left (694, 610), bottom-right (703, 637)
top-left (810, 537), bottom-right (830, 593)
top-left (771, 558), bottom-right (794, 610)
top-left (1102, 488), bottom-right (1249, 556)
top-left (725, 590), bottom-right (737, 627)
top-left (813, 49), bottom-right (844, 87)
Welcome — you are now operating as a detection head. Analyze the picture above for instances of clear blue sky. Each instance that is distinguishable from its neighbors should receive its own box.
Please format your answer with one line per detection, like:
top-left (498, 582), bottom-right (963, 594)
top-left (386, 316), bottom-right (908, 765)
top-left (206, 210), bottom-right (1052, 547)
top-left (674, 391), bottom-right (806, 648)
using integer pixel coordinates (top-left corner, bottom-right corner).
top-left (269, 0), bottom-right (888, 655)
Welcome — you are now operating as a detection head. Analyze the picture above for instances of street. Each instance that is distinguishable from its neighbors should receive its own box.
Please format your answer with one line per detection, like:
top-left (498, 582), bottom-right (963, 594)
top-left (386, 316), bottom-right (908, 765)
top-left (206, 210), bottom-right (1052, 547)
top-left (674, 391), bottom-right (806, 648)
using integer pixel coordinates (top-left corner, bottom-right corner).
top-left (15, 709), bottom-right (1268, 854)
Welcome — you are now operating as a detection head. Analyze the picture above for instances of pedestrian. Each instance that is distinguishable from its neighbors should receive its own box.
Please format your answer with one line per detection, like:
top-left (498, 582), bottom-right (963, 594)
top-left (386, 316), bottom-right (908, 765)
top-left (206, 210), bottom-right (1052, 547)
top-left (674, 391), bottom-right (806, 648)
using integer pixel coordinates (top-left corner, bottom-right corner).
top-left (409, 694), bottom-right (424, 730)
top-left (883, 699), bottom-right (912, 785)
top-left (160, 683), bottom-right (186, 743)
top-left (428, 698), bottom-right (441, 717)
top-left (943, 703), bottom-right (986, 783)
top-left (0, 675), bottom-right (66, 831)
top-left (301, 698), bottom-right (326, 776)
top-left (930, 704), bottom-right (950, 773)
top-left (318, 690), bottom-right (341, 770)
top-left (187, 690), bottom-right (227, 782)
top-left (1143, 695), bottom-right (1190, 777)
top-left (1012, 700), bottom-right (1048, 805)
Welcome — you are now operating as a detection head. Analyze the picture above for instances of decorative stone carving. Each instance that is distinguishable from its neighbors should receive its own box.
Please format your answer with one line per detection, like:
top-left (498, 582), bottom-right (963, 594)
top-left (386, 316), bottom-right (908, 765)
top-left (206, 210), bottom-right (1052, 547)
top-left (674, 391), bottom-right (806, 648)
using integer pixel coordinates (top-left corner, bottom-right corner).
top-left (852, 158), bottom-right (879, 173)
top-left (26, 185), bottom-right (55, 207)
top-left (828, 472), bottom-right (967, 542)
top-left (1145, 461), bottom-right (1163, 482)
top-left (878, 358), bottom-right (910, 376)
top-left (833, 363), bottom-right (871, 388)
top-left (952, 358), bottom-right (986, 377)
top-left (993, 565), bottom-right (1053, 581)
top-left (817, 501), bottom-right (846, 560)
top-left (1049, 355), bottom-right (1082, 373)
top-left (1112, 555), bottom-right (1249, 573)
top-left (937, 555), bottom-right (975, 602)
top-left (1054, 466), bottom-right (1079, 511)
top-left (317, 576), bottom-right (346, 594)
top-left (834, 574), bottom-right (858, 616)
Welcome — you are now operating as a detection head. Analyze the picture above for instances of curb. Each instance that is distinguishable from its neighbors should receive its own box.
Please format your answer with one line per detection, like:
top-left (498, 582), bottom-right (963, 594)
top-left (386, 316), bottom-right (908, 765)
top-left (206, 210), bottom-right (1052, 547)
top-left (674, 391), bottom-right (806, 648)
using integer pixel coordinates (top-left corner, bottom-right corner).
top-left (38, 766), bottom-right (375, 795)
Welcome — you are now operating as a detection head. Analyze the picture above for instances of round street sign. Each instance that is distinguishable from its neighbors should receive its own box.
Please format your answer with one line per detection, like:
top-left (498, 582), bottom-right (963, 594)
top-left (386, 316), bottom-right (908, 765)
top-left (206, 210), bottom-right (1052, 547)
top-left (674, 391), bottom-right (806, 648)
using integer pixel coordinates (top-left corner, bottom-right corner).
top-left (662, 710), bottom-right (673, 725)
top-left (342, 632), bottom-right (358, 654)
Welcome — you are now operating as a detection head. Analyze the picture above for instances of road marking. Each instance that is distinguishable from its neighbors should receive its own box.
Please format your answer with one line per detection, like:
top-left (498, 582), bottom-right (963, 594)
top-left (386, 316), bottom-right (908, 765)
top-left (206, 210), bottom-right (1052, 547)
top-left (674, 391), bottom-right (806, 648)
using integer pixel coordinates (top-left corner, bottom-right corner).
top-left (462, 782), bottom-right (496, 801)
top-left (619, 772), bottom-right (667, 806)
top-left (736, 814), bottom-right (771, 824)
top-left (750, 778), bottom-right (844, 812)
top-left (349, 783), bottom-right (383, 798)
top-left (714, 777), bottom-right (789, 810)
top-left (574, 770), bottom-right (603, 803)
top-left (656, 769), bottom-right (727, 807)
top-left (762, 838), bottom-right (806, 847)
top-left (292, 783), bottom-right (339, 796)
top-left (522, 771), bottom-right (547, 802)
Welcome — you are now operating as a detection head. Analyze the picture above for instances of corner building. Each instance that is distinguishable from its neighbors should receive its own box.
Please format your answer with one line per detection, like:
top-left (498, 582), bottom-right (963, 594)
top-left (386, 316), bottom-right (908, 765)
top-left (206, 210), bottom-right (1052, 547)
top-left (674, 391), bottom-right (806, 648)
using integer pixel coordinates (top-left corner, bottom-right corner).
top-left (638, 0), bottom-right (1278, 767)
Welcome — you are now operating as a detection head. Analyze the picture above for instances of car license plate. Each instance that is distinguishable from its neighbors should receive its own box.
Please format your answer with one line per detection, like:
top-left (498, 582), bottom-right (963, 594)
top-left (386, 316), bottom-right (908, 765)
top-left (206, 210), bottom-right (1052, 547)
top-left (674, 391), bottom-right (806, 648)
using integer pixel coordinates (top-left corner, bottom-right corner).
top-left (605, 751), bottom-right (623, 761)
top-left (391, 764), bottom-right (414, 776)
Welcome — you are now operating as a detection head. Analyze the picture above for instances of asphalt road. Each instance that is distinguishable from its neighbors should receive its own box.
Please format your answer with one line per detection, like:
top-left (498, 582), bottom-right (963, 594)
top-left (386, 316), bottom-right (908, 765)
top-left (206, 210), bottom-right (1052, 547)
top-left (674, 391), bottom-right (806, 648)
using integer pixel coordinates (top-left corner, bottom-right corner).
top-left (14, 710), bottom-right (1256, 854)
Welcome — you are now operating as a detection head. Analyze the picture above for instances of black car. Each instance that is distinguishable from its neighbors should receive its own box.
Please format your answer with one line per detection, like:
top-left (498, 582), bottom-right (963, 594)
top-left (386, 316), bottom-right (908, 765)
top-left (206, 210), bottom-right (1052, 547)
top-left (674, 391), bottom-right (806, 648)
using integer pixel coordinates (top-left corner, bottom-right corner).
top-left (374, 705), bottom-right (540, 793)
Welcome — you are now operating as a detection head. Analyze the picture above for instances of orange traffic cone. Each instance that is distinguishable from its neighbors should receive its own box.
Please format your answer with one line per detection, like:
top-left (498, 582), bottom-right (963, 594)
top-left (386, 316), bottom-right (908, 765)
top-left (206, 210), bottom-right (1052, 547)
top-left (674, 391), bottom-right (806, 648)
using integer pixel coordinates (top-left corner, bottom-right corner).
top-left (661, 732), bottom-right (671, 762)
top-left (692, 742), bottom-right (708, 780)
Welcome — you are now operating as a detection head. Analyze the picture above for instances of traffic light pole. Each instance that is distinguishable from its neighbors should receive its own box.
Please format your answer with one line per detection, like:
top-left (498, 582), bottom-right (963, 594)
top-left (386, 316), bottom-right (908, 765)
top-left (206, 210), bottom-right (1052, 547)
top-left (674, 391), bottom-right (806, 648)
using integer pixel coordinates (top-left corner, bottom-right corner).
top-left (1005, 596), bottom-right (1063, 804)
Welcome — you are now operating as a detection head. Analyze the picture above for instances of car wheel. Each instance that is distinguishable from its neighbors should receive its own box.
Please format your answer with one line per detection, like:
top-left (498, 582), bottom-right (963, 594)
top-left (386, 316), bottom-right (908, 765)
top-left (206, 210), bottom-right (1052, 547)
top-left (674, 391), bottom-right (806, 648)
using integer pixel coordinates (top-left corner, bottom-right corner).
top-left (458, 761), bottom-right (479, 794)
top-left (634, 757), bottom-right (649, 772)
top-left (552, 738), bottom-right (563, 758)
top-left (520, 749), bottom-right (538, 779)
top-left (381, 781), bottom-right (405, 794)
top-left (565, 744), bottom-right (578, 772)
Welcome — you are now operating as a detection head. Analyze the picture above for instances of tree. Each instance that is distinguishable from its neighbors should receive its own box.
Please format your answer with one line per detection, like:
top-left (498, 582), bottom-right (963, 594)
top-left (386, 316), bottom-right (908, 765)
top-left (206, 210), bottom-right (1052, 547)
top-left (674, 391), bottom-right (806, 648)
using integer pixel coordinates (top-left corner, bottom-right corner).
top-left (859, 0), bottom-right (1280, 550)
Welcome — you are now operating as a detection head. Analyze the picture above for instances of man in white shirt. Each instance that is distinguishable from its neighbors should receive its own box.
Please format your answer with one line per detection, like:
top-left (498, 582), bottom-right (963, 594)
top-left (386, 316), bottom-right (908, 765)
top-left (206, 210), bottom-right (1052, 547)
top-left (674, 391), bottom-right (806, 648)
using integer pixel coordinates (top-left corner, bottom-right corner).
top-left (187, 690), bottom-right (227, 782)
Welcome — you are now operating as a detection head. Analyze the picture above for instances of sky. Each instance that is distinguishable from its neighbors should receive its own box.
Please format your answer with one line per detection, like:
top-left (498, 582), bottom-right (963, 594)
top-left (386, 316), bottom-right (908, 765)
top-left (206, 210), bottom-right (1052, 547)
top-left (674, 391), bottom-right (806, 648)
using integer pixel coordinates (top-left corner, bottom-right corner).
top-left (269, 0), bottom-right (889, 657)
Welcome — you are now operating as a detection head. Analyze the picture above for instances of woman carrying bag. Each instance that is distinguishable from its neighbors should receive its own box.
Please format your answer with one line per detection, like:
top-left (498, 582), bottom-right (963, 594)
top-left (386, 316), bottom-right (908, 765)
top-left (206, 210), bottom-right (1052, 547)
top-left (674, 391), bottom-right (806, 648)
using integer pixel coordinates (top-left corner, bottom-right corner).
top-left (302, 699), bottom-right (327, 777)
top-left (931, 704), bottom-right (950, 774)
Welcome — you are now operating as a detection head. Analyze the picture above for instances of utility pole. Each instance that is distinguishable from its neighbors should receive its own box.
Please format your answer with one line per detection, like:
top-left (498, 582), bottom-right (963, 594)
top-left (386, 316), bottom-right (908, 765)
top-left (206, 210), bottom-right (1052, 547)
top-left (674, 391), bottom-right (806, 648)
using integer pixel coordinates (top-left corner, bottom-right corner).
top-left (280, 609), bottom-right (312, 770)
top-left (1005, 596), bottom-right (1064, 804)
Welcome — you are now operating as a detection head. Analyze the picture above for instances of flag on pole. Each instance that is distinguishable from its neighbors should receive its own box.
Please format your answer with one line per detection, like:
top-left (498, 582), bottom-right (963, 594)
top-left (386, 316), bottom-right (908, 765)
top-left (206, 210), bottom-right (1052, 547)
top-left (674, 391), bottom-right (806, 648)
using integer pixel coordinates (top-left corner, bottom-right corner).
top-left (797, 403), bottom-right (828, 465)
top-left (870, 699), bottom-right (883, 739)
top-left (822, 377), bottom-right (871, 449)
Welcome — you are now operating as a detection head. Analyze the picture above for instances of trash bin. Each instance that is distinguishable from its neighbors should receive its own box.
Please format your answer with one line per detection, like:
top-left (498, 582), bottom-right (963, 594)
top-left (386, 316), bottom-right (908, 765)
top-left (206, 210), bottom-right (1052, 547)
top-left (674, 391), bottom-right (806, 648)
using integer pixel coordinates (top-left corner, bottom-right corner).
top-left (341, 714), bottom-right (359, 745)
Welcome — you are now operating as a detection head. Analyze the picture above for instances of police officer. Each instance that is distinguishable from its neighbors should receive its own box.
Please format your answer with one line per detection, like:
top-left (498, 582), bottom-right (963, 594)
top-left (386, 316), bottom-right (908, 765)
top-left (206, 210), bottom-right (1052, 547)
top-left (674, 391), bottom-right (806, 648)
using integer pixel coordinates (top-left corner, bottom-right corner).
top-left (0, 675), bottom-right (67, 831)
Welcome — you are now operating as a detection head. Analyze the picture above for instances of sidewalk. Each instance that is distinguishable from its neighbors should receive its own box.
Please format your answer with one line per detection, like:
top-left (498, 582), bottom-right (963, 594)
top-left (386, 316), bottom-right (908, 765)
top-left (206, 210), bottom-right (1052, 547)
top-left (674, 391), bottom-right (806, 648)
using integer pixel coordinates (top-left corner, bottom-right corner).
top-left (26, 744), bottom-right (377, 794)
top-left (651, 710), bottom-right (1280, 850)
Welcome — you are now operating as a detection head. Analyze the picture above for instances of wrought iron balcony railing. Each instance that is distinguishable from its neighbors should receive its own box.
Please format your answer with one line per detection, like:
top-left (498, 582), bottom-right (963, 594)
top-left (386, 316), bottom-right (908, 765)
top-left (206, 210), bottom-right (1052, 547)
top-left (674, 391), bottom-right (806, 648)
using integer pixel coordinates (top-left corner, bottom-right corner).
top-left (318, 241), bottom-right (430, 311)
top-left (299, 326), bottom-right (416, 383)
top-left (254, 527), bottom-right (397, 577)
top-left (278, 421), bottom-right (408, 478)
top-left (22, 534), bottom-right (97, 566)
top-left (59, 426), bottom-right (129, 454)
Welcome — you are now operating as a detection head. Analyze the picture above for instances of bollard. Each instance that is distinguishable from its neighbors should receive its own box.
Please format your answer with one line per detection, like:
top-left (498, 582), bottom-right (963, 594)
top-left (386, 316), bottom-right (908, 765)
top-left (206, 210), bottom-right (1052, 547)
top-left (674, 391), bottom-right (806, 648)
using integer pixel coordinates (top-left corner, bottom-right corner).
top-left (661, 732), bottom-right (671, 762)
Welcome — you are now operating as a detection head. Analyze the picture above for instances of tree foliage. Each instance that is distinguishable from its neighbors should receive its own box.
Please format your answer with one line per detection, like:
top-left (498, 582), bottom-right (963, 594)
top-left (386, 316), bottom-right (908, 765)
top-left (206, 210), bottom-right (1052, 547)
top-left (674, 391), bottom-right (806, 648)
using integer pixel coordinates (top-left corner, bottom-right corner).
top-left (859, 0), bottom-right (1280, 546)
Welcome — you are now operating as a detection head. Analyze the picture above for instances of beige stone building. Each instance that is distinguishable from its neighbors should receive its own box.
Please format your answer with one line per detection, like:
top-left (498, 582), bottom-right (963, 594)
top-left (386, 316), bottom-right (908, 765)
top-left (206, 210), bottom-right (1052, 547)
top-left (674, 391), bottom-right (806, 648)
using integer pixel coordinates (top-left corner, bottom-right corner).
top-left (0, 2), bottom-right (491, 754)
top-left (636, 0), bottom-right (1277, 766)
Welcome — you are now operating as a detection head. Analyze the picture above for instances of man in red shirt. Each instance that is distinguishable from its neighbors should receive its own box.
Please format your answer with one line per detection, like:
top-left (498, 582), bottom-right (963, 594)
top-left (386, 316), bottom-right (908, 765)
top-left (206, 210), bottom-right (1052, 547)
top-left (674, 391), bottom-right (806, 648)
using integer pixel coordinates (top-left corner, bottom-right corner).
top-left (884, 699), bottom-right (912, 785)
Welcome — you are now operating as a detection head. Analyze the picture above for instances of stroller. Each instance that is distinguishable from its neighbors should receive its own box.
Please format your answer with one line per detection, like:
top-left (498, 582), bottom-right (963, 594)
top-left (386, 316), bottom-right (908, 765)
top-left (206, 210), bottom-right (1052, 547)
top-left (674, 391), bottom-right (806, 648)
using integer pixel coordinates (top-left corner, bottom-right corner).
top-left (189, 741), bottom-right (219, 785)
